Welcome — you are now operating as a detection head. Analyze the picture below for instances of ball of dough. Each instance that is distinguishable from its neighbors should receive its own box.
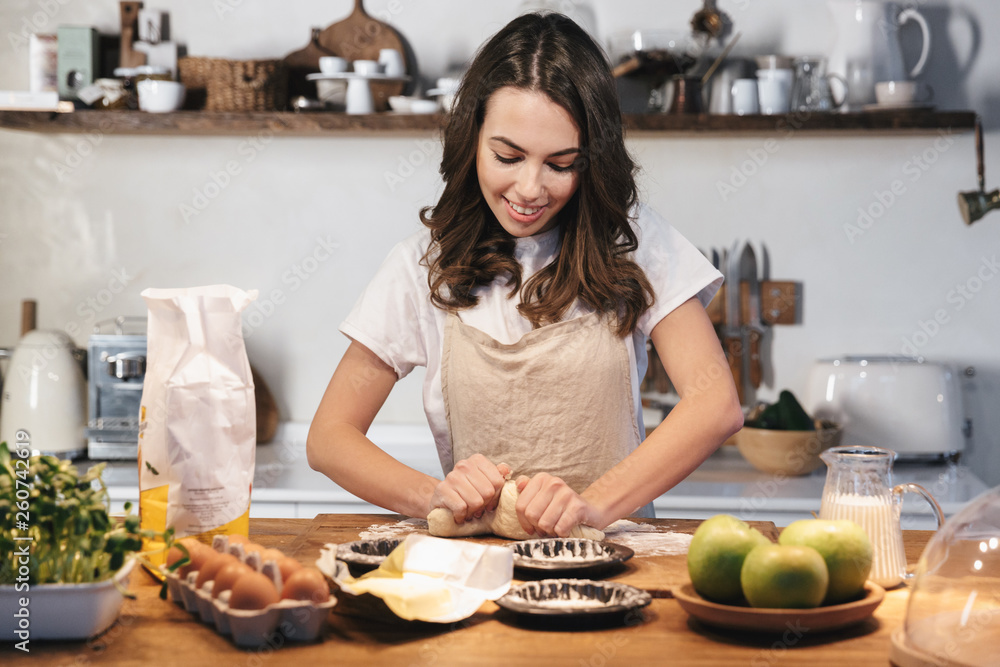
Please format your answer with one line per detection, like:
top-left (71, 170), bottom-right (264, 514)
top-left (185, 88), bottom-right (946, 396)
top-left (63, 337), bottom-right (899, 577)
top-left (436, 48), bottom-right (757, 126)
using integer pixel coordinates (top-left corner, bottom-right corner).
top-left (427, 480), bottom-right (604, 541)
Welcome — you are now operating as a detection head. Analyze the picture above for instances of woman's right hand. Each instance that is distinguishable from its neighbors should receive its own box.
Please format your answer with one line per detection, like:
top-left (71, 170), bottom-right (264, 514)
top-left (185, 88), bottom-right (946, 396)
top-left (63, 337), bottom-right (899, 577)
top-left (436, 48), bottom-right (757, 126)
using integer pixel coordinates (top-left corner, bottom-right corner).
top-left (430, 455), bottom-right (511, 524)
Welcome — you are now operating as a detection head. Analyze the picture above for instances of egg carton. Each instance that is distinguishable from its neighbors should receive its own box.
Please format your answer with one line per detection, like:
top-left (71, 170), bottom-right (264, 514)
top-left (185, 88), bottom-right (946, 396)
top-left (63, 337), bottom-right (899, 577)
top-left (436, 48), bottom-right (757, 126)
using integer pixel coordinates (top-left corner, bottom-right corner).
top-left (161, 535), bottom-right (337, 648)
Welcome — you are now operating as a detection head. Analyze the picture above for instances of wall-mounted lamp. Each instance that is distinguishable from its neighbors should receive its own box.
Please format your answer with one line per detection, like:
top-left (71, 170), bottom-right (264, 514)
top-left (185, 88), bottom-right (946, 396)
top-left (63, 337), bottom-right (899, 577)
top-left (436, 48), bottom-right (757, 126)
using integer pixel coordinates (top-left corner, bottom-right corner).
top-left (957, 117), bottom-right (1000, 225)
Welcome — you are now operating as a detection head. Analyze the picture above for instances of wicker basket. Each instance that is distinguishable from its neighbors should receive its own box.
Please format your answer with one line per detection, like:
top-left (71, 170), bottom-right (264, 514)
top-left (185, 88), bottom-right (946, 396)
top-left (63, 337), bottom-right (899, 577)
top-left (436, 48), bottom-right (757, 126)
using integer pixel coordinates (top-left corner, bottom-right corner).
top-left (178, 57), bottom-right (288, 112)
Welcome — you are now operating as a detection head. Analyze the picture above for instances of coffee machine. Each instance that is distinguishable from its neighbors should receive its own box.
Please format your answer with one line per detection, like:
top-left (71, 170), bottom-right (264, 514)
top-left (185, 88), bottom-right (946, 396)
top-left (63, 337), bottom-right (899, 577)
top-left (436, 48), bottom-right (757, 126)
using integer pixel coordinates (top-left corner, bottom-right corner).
top-left (87, 317), bottom-right (146, 459)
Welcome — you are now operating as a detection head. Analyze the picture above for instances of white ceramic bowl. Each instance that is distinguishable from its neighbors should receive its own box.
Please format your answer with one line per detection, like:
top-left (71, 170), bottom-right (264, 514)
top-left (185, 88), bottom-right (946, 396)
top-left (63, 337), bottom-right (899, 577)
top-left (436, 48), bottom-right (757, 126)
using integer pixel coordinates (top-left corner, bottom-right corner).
top-left (409, 99), bottom-right (439, 114)
top-left (387, 95), bottom-right (411, 112)
top-left (388, 97), bottom-right (438, 114)
top-left (137, 79), bottom-right (185, 113)
top-left (874, 80), bottom-right (931, 107)
top-left (0, 559), bottom-right (135, 640)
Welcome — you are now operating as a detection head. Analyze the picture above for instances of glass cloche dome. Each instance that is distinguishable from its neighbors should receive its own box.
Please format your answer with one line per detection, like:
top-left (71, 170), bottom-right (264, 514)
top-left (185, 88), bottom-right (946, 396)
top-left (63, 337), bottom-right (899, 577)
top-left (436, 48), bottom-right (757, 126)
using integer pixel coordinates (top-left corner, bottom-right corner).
top-left (890, 486), bottom-right (1000, 667)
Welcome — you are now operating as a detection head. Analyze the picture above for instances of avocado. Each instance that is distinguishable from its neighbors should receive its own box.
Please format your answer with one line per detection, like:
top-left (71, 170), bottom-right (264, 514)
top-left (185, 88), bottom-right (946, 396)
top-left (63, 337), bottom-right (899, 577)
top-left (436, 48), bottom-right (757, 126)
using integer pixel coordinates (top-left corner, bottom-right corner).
top-left (747, 390), bottom-right (815, 431)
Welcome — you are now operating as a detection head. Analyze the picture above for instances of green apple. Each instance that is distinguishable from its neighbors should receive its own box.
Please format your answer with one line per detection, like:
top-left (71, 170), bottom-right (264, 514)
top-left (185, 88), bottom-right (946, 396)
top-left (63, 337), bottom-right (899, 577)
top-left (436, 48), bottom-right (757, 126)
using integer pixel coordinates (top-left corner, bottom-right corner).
top-left (779, 519), bottom-right (873, 604)
top-left (740, 543), bottom-right (829, 609)
top-left (687, 514), bottom-right (771, 604)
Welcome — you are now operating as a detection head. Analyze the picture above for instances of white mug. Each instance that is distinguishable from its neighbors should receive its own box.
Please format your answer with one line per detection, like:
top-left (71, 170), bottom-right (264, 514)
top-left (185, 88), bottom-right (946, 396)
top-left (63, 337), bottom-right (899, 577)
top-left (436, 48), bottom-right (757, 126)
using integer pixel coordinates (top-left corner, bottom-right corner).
top-left (352, 59), bottom-right (381, 77)
top-left (378, 48), bottom-right (404, 77)
top-left (319, 56), bottom-right (348, 75)
top-left (845, 59), bottom-right (875, 109)
top-left (756, 68), bottom-right (793, 115)
top-left (731, 79), bottom-right (759, 116)
top-left (345, 78), bottom-right (374, 114)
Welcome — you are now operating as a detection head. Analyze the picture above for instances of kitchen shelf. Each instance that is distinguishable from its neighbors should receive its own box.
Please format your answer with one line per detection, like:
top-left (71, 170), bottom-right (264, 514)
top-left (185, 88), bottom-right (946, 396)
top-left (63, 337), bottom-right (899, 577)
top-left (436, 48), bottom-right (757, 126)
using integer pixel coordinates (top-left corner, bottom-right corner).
top-left (0, 108), bottom-right (977, 137)
top-left (626, 109), bottom-right (976, 134)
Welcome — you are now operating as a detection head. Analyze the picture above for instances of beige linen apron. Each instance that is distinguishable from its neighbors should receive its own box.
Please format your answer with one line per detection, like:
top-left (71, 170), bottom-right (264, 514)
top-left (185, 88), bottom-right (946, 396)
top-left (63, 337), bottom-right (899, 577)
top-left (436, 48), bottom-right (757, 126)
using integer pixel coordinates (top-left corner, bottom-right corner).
top-left (441, 311), bottom-right (654, 518)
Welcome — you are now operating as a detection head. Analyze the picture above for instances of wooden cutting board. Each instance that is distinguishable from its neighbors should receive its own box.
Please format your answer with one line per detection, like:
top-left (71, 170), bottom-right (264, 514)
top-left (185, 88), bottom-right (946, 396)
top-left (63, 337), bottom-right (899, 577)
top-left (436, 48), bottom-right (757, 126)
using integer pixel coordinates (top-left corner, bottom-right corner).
top-left (287, 515), bottom-right (779, 597)
top-left (283, 28), bottom-right (338, 103)
top-left (283, 0), bottom-right (412, 111)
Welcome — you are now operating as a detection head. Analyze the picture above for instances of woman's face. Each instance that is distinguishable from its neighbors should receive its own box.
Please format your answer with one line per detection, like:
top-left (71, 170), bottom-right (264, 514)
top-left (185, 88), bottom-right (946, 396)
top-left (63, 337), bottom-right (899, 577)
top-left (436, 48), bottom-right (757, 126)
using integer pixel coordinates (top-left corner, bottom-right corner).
top-left (476, 87), bottom-right (581, 238)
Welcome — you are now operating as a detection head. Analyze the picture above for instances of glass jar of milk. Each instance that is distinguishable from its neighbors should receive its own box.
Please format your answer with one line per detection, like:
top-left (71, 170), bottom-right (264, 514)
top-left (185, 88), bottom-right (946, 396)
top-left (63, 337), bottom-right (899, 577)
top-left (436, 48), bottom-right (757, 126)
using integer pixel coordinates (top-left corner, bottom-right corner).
top-left (819, 446), bottom-right (945, 588)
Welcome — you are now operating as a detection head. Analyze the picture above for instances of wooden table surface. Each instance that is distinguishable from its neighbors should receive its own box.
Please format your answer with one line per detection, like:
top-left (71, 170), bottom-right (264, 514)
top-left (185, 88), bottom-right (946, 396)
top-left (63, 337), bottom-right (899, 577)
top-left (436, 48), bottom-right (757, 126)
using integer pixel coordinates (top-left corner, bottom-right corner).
top-left (2, 516), bottom-right (935, 667)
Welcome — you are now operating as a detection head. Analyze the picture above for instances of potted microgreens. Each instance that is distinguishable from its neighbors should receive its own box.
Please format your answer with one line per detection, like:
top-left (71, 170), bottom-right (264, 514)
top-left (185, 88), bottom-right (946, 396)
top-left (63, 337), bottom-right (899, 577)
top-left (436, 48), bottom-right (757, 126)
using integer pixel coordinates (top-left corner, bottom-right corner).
top-left (0, 440), bottom-right (175, 642)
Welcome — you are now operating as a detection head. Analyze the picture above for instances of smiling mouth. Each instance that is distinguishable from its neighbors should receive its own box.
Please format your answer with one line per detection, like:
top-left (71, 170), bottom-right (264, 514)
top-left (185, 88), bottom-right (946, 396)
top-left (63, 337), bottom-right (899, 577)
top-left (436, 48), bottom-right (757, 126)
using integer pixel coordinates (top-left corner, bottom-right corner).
top-left (503, 196), bottom-right (546, 221)
top-left (508, 200), bottom-right (541, 215)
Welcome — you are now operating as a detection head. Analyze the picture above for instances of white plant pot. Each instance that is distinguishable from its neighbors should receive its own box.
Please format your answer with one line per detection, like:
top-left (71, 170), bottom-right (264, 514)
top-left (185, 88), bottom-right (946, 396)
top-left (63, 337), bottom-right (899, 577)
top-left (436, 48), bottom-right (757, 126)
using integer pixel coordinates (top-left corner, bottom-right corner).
top-left (0, 559), bottom-right (135, 640)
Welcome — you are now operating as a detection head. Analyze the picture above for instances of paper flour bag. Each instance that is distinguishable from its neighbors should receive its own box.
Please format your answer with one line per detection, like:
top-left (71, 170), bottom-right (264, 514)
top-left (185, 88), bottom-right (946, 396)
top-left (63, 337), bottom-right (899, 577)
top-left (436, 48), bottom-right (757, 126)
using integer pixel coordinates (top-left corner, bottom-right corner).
top-left (138, 285), bottom-right (258, 567)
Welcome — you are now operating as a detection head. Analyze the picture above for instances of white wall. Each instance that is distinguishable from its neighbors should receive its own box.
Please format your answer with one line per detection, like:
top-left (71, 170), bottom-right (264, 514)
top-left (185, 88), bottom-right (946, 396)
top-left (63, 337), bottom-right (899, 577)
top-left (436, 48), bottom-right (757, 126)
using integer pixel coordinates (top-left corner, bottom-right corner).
top-left (2, 1), bottom-right (999, 485)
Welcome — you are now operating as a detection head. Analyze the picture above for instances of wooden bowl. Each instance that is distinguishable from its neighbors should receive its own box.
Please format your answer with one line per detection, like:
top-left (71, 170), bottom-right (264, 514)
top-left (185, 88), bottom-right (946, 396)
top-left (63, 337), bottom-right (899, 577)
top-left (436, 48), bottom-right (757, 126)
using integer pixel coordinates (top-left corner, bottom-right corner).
top-left (735, 422), bottom-right (843, 476)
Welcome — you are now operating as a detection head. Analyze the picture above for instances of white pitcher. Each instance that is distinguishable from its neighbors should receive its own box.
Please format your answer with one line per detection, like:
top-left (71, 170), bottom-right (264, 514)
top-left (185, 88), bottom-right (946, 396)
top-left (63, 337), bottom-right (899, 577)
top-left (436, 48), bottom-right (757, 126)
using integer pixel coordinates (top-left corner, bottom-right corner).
top-left (827, 0), bottom-right (931, 107)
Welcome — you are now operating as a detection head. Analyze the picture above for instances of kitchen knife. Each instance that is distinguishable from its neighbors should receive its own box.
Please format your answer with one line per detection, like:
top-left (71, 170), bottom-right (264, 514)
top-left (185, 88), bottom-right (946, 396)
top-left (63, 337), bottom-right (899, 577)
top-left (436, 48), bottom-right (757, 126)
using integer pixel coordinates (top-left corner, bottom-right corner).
top-left (740, 243), bottom-right (765, 391)
top-left (706, 247), bottom-right (723, 341)
top-left (724, 240), bottom-right (744, 405)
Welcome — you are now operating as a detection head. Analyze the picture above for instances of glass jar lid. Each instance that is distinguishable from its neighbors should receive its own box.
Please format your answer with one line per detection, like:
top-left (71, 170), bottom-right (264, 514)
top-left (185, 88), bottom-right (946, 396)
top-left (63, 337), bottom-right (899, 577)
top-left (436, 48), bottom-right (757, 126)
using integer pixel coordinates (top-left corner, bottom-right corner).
top-left (891, 486), bottom-right (1000, 666)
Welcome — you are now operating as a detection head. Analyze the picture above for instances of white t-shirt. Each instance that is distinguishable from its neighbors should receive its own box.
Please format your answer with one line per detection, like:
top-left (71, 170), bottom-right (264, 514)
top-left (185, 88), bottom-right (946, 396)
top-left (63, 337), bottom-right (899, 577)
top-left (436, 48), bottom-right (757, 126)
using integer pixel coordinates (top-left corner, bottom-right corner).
top-left (340, 203), bottom-right (723, 471)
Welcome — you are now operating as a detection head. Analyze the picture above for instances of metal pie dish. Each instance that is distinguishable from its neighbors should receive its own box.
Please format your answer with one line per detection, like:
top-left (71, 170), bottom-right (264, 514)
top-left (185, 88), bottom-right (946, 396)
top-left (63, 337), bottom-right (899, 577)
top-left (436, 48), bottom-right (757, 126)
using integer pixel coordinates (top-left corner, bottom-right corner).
top-left (511, 538), bottom-right (634, 573)
top-left (496, 578), bottom-right (651, 617)
top-left (336, 538), bottom-right (402, 575)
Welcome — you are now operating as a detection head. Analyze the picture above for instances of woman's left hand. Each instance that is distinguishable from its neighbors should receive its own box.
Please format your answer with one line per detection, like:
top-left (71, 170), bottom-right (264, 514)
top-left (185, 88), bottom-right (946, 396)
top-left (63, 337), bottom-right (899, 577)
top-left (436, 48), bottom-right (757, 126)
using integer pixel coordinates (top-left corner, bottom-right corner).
top-left (513, 473), bottom-right (601, 537)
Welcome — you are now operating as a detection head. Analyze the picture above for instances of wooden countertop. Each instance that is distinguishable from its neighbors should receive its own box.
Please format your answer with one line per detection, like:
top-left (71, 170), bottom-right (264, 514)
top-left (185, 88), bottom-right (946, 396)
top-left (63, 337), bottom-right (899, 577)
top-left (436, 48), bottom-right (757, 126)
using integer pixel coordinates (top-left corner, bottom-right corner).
top-left (2, 516), bottom-right (934, 666)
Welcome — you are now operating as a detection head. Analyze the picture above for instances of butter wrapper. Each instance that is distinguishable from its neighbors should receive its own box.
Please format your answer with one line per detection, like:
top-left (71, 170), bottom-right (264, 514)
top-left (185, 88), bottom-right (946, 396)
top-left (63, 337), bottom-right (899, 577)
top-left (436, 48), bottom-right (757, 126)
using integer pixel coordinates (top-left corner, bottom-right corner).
top-left (319, 534), bottom-right (512, 623)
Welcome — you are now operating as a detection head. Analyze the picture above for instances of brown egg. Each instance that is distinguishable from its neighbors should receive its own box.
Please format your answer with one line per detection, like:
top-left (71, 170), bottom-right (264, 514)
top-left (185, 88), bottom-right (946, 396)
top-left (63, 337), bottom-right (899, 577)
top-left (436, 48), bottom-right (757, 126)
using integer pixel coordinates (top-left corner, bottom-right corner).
top-left (185, 541), bottom-right (213, 567)
top-left (166, 545), bottom-right (188, 573)
top-left (212, 561), bottom-right (254, 599)
top-left (280, 567), bottom-right (330, 603)
top-left (167, 539), bottom-right (209, 577)
top-left (195, 552), bottom-right (238, 589)
top-left (227, 534), bottom-right (250, 544)
top-left (260, 548), bottom-right (286, 564)
top-left (229, 571), bottom-right (280, 610)
top-left (276, 556), bottom-right (303, 582)
top-left (241, 542), bottom-right (266, 556)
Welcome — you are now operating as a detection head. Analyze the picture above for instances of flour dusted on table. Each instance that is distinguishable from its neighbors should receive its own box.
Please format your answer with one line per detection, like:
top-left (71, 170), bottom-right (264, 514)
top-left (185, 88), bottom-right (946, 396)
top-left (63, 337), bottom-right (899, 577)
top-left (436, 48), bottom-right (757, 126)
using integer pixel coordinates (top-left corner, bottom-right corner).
top-left (604, 520), bottom-right (693, 556)
top-left (358, 518), bottom-right (426, 541)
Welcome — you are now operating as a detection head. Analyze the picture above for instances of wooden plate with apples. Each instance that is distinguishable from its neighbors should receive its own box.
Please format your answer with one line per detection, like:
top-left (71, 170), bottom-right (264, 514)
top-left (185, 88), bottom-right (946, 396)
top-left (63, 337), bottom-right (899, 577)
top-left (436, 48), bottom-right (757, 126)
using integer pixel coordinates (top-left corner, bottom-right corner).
top-left (672, 581), bottom-right (885, 634)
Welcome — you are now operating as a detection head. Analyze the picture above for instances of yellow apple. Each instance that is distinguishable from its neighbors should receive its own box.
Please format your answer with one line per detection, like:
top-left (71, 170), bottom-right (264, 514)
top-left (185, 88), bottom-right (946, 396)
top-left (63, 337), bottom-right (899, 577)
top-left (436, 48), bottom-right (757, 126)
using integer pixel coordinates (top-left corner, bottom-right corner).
top-left (687, 514), bottom-right (771, 604)
top-left (779, 519), bottom-right (873, 604)
top-left (740, 543), bottom-right (829, 609)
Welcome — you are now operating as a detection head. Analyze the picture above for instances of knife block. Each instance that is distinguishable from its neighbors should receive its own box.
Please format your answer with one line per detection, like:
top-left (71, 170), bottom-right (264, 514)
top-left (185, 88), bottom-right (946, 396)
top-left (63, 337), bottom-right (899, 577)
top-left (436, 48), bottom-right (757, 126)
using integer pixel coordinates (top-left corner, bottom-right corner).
top-left (705, 280), bottom-right (800, 327)
top-left (641, 281), bottom-right (801, 402)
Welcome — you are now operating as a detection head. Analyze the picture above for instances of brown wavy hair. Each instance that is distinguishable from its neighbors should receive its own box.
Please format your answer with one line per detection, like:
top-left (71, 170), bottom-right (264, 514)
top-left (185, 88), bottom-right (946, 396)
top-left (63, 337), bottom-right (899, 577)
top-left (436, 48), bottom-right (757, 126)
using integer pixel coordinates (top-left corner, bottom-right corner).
top-left (420, 12), bottom-right (653, 336)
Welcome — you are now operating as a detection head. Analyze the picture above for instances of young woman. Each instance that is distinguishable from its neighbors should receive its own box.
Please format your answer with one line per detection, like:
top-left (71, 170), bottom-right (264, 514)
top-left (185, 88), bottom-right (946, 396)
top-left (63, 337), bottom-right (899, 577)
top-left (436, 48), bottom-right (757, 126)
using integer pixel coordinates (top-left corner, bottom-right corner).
top-left (307, 13), bottom-right (742, 537)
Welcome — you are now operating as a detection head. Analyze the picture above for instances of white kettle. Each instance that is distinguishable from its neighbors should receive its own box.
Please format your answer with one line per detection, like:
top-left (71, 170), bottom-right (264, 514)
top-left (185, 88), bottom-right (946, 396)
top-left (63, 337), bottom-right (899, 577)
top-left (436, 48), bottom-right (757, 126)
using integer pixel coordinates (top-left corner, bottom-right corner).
top-left (0, 330), bottom-right (88, 458)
